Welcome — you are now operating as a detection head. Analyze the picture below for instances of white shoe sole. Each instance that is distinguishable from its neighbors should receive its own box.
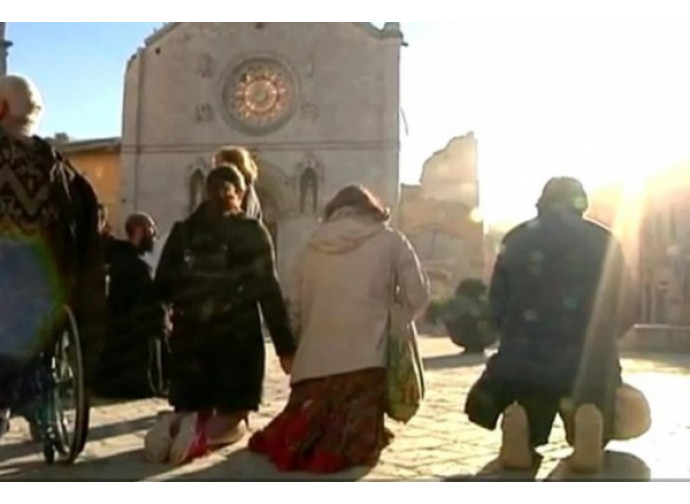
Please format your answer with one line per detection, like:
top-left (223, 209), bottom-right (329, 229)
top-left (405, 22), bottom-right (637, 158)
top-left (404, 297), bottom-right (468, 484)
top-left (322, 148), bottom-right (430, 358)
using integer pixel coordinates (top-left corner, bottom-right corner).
top-left (168, 414), bottom-right (199, 465)
top-left (144, 413), bottom-right (176, 463)
top-left (499, 403), bottom-right (534, 470)
top-left (570, 404), bottom-right (604, 473)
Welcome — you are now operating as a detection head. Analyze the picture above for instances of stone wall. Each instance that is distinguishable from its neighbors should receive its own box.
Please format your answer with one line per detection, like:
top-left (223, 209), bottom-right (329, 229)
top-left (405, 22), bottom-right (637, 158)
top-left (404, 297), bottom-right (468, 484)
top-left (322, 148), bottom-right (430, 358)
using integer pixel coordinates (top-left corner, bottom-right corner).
top-left (398, 132), bottom-right (484, 297)
top-left (619, 324), bottom-right (690, 353)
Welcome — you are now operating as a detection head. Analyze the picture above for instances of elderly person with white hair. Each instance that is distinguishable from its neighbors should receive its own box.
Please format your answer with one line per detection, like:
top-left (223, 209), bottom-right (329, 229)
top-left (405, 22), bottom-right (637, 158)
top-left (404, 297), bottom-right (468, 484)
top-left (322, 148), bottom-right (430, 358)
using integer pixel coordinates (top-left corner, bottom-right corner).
top-left (0, 75), bottom-right (106, 438)
top-left (0, 74), bottom-right (44, 138)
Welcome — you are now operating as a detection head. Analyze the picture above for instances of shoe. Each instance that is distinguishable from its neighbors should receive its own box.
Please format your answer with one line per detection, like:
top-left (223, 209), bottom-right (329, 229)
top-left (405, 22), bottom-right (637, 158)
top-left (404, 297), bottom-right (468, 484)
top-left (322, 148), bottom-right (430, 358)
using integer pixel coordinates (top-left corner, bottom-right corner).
top-left (209, 421), bottom-right (246, 447)
top-left (569, 404), bottom-right (604, 473)
top-left (169, 413), bottom-right (210, 465)
top-left (499, 403), bottom-right (535, 470)
top-left (144, 412), bottom-right (177, 463)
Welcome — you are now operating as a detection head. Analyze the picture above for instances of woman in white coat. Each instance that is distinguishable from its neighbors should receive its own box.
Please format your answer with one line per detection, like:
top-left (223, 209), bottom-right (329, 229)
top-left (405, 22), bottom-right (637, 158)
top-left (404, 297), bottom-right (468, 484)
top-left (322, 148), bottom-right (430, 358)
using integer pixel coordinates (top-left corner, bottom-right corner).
top-left (249, 185), bottom-right (429, 473)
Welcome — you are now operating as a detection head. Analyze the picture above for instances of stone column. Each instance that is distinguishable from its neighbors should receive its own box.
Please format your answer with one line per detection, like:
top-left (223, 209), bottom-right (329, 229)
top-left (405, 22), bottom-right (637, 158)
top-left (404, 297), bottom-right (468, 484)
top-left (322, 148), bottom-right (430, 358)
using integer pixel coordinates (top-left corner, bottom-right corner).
top-left (0, 22), bottom-right (12, 76)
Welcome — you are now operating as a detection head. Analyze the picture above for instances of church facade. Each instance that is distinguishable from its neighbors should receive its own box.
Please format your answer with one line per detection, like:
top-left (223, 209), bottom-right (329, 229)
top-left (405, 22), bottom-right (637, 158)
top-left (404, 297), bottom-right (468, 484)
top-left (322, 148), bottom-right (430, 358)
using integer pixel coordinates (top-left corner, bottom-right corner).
top-left (120, 22), bottom-right (404, 284)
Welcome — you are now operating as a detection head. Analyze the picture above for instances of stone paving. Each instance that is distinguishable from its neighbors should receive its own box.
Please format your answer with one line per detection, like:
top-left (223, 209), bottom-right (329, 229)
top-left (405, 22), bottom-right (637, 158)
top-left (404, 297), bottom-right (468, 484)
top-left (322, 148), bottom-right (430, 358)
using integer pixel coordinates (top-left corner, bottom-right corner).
top-left (0, 336), bottom-right (688, 481)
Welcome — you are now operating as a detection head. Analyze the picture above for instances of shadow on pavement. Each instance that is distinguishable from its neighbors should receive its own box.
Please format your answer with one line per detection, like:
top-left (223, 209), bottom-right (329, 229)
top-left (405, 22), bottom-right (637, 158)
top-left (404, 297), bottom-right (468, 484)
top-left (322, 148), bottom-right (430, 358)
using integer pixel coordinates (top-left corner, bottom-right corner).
top-left (423, 352), bottom-right (488, 371)
top-left (544, 451), bottom-right (651, 481)
top-left (444, 457), bottom-right (541, 481)
top-left (0, 447), bottom-right (171, 481)
top-left (0, 414), bottom-right (156, 468)
top-left (85, 415), bottom-right (156, 443)
top-left (169, 448), bottom-right (373, 481)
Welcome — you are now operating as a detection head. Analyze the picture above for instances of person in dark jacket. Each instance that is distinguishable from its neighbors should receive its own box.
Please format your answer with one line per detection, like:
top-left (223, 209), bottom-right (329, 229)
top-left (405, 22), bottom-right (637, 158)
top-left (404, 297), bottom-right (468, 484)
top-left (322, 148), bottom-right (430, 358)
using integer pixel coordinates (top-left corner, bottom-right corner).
top-left (145, 163), bottom-right (295, 465)
top-left (212, 146), bottom-right (263, 220)
top-left (464, 177), bottom-right (635, 473)
top-left (94, 212), bottom-right (167, 399)
top-left (98, 203), bottom-right (118, 266)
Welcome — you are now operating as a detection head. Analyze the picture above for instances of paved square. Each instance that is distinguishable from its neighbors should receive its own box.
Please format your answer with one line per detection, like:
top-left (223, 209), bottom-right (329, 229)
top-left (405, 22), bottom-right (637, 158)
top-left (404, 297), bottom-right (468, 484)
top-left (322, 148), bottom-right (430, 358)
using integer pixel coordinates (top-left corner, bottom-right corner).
top-left (0, 337), bottom-right (685, 481)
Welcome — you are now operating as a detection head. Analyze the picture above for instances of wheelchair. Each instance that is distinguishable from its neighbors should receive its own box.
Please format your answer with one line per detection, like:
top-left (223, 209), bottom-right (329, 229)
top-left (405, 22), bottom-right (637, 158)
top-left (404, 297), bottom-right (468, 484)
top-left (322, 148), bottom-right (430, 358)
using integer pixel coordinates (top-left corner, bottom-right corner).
top-left (8, 305), bottom-right (90, 465)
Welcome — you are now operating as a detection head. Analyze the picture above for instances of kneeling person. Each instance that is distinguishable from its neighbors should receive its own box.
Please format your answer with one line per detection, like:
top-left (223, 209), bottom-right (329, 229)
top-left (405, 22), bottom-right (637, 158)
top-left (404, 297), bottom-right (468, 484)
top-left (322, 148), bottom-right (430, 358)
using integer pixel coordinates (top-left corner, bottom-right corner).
top-left (465, 177), bottom-right (635, 473)
top-left (148, 164), bottom-right (295, 465)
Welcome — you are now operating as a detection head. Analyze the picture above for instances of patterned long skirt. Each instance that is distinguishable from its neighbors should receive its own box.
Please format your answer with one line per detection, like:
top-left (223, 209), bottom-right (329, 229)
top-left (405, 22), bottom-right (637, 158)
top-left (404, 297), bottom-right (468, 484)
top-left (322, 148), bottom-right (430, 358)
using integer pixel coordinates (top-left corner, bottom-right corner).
top-left (248, 368), bottom-right (392, 473)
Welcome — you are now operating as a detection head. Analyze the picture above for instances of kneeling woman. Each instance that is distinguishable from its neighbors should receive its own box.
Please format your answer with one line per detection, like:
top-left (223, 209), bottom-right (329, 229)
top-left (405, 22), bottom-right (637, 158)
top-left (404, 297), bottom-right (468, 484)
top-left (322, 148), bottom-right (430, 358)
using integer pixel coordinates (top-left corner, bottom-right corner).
top-left (249, 185), bottom-right (429, 473)
top-left (148, 164), bottom-right (295, 464)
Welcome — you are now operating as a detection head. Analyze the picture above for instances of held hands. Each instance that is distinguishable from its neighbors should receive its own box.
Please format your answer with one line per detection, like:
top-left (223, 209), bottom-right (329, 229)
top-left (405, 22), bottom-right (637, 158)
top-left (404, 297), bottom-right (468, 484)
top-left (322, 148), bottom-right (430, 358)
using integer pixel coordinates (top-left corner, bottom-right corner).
top-left (279, 355), bottom-right (294, 375)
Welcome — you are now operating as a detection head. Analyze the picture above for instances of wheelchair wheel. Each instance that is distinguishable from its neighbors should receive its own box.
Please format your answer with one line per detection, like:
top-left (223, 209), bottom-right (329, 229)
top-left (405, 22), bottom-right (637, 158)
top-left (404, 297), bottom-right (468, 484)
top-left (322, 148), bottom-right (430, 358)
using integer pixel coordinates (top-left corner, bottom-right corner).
top-left (45, 306), bottom-right (90, 464)
top-left (147, 337), bottom-right (170, 399)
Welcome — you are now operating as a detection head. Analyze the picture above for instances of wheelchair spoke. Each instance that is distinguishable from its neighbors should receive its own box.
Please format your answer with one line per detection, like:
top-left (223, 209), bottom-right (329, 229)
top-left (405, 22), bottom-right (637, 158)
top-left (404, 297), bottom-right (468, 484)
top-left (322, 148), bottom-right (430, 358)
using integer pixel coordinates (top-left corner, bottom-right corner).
top-left (36, 305), bottom-right (89, 465)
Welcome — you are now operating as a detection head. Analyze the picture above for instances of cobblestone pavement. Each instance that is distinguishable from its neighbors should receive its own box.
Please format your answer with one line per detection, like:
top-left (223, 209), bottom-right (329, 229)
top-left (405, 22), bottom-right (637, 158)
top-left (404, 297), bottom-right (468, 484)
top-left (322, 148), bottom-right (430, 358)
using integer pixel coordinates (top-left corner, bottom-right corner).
top-left (0, 337), bottom-right (687, 481)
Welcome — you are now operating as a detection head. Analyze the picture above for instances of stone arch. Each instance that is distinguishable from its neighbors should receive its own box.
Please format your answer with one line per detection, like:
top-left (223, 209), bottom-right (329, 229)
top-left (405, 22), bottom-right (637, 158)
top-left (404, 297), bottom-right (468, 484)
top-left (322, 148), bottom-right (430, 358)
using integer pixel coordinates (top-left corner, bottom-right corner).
top-left (189, 169), bottom-right (206, 213)
top-left (254, 158), bottom-right (289, 214)
top-left (294, 151), bottom-right (325, 216)
top-left (299, 167), bottom-right (318, 215)
top-left (187, 157), bottom-right (210, 214)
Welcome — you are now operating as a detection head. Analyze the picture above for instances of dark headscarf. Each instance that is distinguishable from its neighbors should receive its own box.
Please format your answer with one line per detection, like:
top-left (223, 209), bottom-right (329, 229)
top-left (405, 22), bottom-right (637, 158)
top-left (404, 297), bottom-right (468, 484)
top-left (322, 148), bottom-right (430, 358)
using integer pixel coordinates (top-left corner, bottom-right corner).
top-left (536, 176), bottom-right (589, 215)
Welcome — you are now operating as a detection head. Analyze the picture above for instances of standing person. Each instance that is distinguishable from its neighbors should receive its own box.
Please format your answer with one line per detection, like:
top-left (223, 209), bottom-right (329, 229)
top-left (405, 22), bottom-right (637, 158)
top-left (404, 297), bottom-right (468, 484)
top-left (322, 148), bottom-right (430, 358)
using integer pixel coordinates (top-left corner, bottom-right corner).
top-left (464, 177), bottom-right (636, 473)
top-left (249, 185), bottom-right (430, 473)
top-left (98, 203), bottom-right (117, 264)
top-left (212, 146), bottom-right (262, 220)
top-left (0, 75), bottom-right (106, 436)
top-left (94, 213), bottom-right (167, 399)
top-left (146, 164), bottom-right (294, 465)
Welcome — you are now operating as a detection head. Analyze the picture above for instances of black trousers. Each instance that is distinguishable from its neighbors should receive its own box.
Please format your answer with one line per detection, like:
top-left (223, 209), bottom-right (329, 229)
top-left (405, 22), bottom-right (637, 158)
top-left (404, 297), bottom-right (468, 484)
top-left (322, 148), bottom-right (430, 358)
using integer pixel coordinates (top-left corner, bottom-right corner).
top-left (465, 373), bottom-right (616, 447)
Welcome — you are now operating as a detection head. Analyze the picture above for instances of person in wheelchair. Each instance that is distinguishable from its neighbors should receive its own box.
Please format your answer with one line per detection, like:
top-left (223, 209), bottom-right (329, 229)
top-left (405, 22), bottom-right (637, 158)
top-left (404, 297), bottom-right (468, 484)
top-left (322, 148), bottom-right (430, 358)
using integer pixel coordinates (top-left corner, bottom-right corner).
top-left (94, 212), bottom-right (169, 399)
top-left (0, 75), bottom-right (106, 447)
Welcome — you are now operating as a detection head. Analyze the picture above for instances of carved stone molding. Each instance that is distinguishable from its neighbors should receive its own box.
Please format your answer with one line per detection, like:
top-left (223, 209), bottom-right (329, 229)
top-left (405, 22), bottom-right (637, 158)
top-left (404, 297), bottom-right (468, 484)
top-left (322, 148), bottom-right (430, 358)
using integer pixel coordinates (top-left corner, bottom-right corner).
top-left (300, 103), bottom-right (319, 122)
top-left (195, 103), bottom-right (214, 122)
top-left (198, 53), bottom-right (214, 78)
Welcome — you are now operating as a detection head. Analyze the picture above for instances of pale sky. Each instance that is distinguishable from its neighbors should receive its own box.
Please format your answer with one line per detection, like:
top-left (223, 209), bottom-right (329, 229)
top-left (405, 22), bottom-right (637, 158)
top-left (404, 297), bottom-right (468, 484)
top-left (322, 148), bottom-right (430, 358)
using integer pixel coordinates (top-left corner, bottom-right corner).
top-left (7, 21), bottom-right (690, 228)
top-left (399, 22), bottom-right (690, 227)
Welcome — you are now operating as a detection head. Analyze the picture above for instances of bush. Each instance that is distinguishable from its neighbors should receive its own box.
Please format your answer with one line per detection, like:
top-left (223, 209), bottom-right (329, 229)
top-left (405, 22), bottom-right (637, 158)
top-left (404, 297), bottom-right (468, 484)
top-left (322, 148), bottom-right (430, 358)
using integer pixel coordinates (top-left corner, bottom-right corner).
top-left (426, 278), bottom-right (498, 351)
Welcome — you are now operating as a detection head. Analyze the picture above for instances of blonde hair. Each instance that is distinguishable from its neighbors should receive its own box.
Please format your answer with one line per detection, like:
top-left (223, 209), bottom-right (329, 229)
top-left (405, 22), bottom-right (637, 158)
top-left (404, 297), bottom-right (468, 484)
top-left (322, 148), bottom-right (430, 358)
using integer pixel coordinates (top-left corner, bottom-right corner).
top-left (212, 146), bottom-right (258, 185)
top-left (0, 75), bottom-right (44, 137)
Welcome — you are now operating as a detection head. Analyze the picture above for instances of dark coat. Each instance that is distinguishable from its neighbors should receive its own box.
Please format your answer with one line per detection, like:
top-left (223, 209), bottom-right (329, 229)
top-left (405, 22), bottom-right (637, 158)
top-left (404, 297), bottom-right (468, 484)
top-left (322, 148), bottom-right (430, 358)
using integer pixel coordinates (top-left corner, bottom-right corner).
top-left (483, 209), bottom-right (635, 397)
top-left (154, 205), bottom-right (294, 410)
top-left (95, 239), bottom-right (166, 398)
top-left (56, 153), bottom-right (108, 387)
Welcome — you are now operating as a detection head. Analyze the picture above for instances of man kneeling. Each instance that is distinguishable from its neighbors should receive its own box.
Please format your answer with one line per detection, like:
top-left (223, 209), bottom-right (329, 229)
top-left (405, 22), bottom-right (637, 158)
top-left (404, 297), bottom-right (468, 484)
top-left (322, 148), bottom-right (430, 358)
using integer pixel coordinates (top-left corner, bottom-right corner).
top-left (465, 177), bottom-right (636, 473)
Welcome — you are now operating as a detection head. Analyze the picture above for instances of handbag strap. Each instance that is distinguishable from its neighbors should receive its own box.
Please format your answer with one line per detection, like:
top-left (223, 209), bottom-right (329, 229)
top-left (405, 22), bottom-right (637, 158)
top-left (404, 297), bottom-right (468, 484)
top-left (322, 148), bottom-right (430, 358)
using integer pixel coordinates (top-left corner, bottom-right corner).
top-left (389, 237), bottom-right (401, 313)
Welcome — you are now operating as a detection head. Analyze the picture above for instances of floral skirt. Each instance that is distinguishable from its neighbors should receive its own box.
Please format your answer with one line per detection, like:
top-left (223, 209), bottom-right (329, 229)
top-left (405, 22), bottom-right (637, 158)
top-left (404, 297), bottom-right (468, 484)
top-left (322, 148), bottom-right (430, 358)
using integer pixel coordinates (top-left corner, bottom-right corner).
top-left (248, 368), bottom-right (392, 473)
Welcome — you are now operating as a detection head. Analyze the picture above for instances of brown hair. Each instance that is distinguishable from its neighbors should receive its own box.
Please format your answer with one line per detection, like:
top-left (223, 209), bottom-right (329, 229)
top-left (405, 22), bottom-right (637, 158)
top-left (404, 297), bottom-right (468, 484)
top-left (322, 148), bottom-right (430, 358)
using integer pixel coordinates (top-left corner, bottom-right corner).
top-left (206, 163), bottom-right (247, 195)
top-left (324, 185), bottom-right (390, 222)
top-left (213, 146), bottom-right (258, 185)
